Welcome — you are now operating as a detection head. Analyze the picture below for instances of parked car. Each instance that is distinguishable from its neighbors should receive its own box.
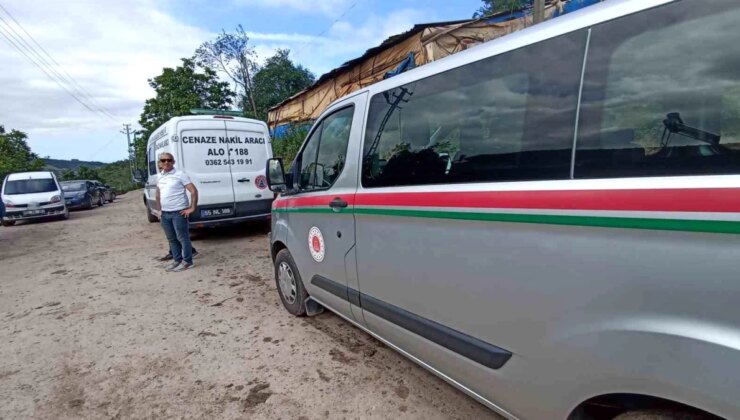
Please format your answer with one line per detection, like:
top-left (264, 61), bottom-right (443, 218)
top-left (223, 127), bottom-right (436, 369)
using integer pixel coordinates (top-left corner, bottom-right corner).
top-left (103, 184), bottom-right (116, 202)
top-left (60, 180), bottom-right (104, 209)
top-left (89, 180), bottom-right (114, 203)
top-left (1, 171), bottom-right (69, 226)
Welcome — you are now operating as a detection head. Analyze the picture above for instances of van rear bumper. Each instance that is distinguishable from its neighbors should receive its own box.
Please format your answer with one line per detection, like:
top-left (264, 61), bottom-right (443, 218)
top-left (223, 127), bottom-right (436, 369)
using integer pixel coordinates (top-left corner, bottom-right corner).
top-left (188, 199), bottom-right (273, 228)
top-left (188, 212), bottom-right (270, 228)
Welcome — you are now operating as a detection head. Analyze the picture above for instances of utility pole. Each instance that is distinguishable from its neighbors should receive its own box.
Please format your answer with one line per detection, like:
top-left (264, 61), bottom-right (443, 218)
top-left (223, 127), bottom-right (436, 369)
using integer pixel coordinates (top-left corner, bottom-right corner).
top-left (121, 124), bottom-right (135, 183)
top-left (533, 0), bottom-right (546, 24)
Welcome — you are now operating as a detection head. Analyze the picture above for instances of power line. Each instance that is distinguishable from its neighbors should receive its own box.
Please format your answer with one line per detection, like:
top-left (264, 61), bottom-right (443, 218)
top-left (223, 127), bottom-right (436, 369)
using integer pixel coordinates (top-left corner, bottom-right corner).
top-left (0, 3), bottom-right (118, 123)
top-left (0, 13), bottom-right (114, 121)
top-left (0, 24), bottom-right (105, 118)
top-left (292, 0), bottom-right (361, 61)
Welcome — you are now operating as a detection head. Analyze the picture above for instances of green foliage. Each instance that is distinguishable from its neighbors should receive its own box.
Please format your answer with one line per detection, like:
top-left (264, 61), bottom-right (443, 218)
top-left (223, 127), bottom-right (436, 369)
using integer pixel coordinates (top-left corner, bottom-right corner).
top-left (75, 166), bottom-right (101, 180)
top-left (138, 58), bottom-right (235, 144)
top-left (473, 0), bottom-right (530, 18)
top-left (60, 169), bottom-right (77, 181)
top-left (58, 161), bottom-right (138, 193)
top-left (272, 124), bottom-right (310, 169)
top-left (250, 49), bottom-right (315, 121)
top-left (195, 25), bottom-right (259, 116)
top-left (137, 58), bottom-right (235, 169)
top-left (0, 125), bottom-right (45, 179)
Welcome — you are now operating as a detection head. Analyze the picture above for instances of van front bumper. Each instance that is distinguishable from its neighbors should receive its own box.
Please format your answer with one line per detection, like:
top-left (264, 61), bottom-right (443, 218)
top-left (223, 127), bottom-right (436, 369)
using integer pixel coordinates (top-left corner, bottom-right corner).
top-left (3, 205), bottom-right (67, 221)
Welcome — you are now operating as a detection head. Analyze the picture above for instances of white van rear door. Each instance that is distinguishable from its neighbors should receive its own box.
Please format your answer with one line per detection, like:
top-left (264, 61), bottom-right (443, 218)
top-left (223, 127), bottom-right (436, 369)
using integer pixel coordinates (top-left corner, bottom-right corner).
top-left (224, 120), bottom-right (271, 203)
top-left (178, 119), bottom-right (235, 207)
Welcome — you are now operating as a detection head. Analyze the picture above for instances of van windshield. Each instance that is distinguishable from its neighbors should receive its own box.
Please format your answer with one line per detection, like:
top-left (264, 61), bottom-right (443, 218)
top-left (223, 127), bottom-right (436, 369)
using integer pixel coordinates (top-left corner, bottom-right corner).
top-left (4, 179), bottom-right (57, 195)
top-left (61, 182), bottom-right (85, 191)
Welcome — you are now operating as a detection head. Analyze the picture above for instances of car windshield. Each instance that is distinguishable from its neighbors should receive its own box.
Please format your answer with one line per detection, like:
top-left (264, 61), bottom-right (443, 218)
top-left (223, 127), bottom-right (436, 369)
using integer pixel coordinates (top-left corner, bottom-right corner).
top-left (4, 179), bottom-right (57, 195)
top-left (61, 182), bottom-right (85, 191)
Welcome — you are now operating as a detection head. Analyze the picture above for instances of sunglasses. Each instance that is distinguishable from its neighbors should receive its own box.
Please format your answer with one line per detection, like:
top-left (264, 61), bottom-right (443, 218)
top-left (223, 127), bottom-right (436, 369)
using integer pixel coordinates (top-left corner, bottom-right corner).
top-left (159, 159), bottom-right (174, 163)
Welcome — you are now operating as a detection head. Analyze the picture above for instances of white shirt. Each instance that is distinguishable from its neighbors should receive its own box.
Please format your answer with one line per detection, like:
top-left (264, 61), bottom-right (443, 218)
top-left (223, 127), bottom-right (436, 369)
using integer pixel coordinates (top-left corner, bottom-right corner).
top-left (157, 169), bottom-right (192, 211)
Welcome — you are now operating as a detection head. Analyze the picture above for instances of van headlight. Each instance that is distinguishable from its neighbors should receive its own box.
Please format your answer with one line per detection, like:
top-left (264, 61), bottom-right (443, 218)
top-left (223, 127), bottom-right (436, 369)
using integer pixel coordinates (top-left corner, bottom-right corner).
top-left (50, 195), bottom-right (61, 203)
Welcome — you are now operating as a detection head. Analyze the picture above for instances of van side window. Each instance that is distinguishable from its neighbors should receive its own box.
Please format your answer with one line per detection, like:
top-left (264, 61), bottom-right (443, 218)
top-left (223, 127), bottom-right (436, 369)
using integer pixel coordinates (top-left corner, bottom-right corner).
top-left (575, 0), bottom-right (740, 178)
top-left (148, 147), bottom-right (157, 175)
top-left (361, 31), bottom-right (586, 188)
top-left (299, 106), bottom-right (354, 191)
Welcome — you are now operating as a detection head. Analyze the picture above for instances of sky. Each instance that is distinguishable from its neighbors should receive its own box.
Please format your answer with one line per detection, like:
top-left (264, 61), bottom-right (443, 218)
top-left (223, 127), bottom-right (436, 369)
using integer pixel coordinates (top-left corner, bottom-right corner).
top-left (0, 0), bottom-right (481, 163)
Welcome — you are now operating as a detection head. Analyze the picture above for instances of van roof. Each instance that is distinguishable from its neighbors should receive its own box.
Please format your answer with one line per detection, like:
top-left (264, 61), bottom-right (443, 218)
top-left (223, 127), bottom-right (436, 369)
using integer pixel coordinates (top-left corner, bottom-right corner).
top-left (6, 171), bottom-right (54, 181)
top-left (325, 0), bottom-right (668, 107)
top-left (168, 115), bottom-right (267, 125)
top-left (148, 115), bottom-right (269, 145)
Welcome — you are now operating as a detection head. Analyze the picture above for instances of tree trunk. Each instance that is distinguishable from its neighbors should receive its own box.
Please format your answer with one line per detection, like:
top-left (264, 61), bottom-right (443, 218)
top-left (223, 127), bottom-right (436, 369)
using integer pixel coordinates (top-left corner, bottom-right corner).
top-left (242, 56), bottom-right (258, 117)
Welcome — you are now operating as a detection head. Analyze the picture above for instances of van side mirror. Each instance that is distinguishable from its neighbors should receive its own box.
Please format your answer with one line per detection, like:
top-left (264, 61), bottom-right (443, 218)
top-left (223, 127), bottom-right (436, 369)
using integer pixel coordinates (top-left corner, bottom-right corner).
top-left (267, 158), bottom-right (287, 192)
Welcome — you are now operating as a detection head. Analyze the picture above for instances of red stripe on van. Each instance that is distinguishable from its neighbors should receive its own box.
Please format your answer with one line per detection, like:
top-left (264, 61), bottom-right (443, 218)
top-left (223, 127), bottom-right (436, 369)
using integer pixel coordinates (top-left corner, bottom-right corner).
top-left (274, 188), bottom-right (740, 213)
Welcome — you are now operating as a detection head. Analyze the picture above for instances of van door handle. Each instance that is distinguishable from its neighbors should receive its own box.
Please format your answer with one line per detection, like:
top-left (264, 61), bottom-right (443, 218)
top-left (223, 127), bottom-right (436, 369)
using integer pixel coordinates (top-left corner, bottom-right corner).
top-left (237, 178), bottom-right (250, 183)
top-left (329, 197), bottom-right (348, 210)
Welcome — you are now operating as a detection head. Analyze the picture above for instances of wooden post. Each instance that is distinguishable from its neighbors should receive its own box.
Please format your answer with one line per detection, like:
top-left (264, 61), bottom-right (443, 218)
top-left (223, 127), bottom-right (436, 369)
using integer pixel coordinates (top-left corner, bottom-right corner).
top-left (534, 0), bottom-right (546, 24)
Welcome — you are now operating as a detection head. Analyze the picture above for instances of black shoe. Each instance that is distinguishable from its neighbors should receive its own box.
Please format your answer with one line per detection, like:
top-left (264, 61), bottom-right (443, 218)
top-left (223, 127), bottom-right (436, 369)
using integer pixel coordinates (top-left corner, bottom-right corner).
top-left (158, 253), bottom-right (174, 262)
top-left (192, 249), bottom-right (199, 259)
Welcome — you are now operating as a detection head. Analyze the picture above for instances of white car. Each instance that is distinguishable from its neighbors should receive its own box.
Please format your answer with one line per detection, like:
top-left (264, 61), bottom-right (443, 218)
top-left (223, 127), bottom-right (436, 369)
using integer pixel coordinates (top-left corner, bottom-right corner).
top-left (1, 171), bottom-right (69, 226)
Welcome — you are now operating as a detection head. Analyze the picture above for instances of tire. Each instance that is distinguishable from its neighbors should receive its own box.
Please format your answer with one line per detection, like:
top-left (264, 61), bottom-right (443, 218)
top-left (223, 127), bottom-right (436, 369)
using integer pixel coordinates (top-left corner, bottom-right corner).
top-left (1, 220), bottom-right (15, 227)
top-left (613, 410), bottom-right (706, 420)
top-left (109, 193), bottom-right (116, 202)
top-left (85, 196), bottom-right (93, 210)
top-left (145, 202), bottom-right (159, 223)
top-left (274, 249), bottom-right (308, 316)
top-left (98, 195), bottom-right (104, 206)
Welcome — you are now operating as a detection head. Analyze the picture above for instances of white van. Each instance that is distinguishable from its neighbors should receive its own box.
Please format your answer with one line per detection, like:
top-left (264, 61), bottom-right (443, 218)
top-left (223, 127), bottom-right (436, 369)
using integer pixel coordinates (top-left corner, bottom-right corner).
top-left (265, 1), bottom-right (740, 419)
top-left (142, 115), bottom-right (273, 227)
top-left (1, 171), bottom-right (69, 226)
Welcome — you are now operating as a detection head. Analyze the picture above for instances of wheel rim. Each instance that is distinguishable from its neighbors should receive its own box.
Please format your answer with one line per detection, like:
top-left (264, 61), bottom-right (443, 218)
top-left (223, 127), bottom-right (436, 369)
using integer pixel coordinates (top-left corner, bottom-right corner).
top-left (278, 262), bottom-right (297, 305)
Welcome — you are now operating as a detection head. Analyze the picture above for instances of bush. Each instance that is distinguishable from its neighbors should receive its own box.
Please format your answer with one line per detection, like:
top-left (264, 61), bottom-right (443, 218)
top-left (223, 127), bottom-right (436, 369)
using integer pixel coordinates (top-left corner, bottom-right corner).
top-left (271, 123), bottom-right (310, 169)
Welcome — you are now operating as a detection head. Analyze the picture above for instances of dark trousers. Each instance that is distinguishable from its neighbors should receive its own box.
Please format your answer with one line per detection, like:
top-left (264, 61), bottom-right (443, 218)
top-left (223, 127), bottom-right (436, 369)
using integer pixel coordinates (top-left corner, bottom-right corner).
top-left (160, 211), bottom-right (192, 264)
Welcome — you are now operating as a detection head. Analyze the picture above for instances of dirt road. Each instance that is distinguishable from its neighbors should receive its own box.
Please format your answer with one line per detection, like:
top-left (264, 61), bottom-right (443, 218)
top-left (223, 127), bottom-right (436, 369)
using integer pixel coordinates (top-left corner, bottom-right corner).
top-left (0, 192), bottom-right (501, 419)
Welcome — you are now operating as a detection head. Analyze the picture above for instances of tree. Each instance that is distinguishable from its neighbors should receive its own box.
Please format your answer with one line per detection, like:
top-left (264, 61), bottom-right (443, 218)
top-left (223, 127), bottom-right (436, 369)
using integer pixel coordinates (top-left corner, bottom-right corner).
top-left (76, 166), bottom-right (100, 180)
top-left (138, 58), bottom-right (235, 147)
top-left (0, 125), bottom-right (45, 178)
top-left (60, 169), bottom-right (77, 181)
top-left (251, 49), bottom-right (315, 121)
top-left (473, 0), bottom-right (531, 18)
top-left (195, 25), bottom-right (259, 117)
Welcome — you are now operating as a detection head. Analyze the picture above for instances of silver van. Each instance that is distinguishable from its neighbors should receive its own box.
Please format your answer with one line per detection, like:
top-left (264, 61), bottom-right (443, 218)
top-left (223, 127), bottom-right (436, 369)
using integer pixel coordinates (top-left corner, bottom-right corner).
top-left (266, 1), bottom-right (740, 419)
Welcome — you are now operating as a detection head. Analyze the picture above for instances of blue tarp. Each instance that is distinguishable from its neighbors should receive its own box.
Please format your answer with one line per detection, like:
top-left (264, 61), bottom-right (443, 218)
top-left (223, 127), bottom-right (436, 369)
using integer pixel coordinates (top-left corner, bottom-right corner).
top-left (384, 52), bottom-right (417, 79)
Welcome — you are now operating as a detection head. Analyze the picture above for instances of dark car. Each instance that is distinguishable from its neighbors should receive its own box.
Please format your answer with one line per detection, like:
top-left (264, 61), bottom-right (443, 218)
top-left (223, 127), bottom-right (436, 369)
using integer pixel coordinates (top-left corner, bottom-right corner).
top-left (61, 180), bottom-right (104, 209)
top-left (91, 180), bottom-right (115, 203)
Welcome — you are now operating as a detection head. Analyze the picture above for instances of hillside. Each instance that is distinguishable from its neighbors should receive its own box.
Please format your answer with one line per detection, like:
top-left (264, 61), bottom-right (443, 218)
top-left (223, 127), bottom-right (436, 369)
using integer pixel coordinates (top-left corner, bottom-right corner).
top-left (44, 158), bottom-right (106, 172)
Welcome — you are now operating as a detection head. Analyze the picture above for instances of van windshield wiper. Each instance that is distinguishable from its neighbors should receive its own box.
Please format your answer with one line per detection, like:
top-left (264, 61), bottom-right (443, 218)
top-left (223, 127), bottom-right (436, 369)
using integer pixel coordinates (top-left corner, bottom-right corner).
top-left (661, 112), bottom-right (720, 147)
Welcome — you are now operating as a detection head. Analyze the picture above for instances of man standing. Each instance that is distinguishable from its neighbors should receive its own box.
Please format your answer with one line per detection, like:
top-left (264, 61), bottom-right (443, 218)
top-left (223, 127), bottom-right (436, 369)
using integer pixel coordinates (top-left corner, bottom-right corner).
top-left (156, 152), bottom-right (198, 271)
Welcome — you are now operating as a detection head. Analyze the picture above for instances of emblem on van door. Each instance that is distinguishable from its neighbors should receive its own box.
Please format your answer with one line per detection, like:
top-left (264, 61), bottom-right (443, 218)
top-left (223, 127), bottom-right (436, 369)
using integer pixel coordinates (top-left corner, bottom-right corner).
top-left (308, 227), bottom-right (325, 263)
top-left (255, 175), bottom-right (267, 190)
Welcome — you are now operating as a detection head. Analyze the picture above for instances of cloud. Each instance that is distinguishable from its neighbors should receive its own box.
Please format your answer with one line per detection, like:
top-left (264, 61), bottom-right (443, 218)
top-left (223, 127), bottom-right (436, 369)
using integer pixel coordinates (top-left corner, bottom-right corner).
top-left (232, 0), bottom-right (353, 17)
top-left (0, 0), bottom-right (211, 160)
top-left (287, 8), bottom-right (432, 76)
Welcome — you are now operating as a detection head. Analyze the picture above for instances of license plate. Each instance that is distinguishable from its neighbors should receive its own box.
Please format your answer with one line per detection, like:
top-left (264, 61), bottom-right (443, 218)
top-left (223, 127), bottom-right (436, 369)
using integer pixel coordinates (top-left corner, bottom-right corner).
top-left (23, 210), bottom-right (44, 216)
top-left (201, 207), bottom-right (232, 218)
top-left (65, 200), bottom-right (72, 205)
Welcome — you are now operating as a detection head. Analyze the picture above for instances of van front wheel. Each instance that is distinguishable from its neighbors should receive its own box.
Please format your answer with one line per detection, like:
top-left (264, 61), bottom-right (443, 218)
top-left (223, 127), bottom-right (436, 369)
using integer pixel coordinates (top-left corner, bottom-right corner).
top-left (274, 249), bottom-right (308, 316)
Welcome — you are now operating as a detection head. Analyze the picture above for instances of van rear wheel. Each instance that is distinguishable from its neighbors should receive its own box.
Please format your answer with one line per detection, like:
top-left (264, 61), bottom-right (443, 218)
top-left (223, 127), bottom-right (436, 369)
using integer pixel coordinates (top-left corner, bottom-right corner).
top-left (274, 249), bottom-right (308, 316)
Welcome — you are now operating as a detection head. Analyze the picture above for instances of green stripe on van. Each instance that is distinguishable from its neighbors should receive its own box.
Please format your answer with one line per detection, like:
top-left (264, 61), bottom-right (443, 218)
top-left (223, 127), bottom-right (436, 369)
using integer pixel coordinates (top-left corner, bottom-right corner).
top-left (273, 206), bottom-right (740, 234)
